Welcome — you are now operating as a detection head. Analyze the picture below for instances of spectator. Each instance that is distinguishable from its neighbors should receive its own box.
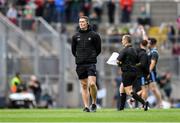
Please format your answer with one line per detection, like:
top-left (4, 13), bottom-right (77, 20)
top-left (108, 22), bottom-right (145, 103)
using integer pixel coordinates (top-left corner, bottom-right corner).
top-left (157, 72), bottom-right (172, 101)
top-left (54, 0), bottom-right (65, 23)
top-left (92, 0), bottom-right (103, 22)
top-left (107, 26), bottom-right (121, 43)
top-left (43, 0), bottom-right (55, 23)
top-left (107, 0), bottom-right (116, 24)
top-left (6, 4), bottom-right (18, 25)
top-left (177, 16), bottom-right (180, 42)
top-left (23, 4), bottom-right (34, 19)
top-left (29, 75), bottom-right (42, 105)
top-left (172, 42), bottom-right (180, 55)
top-left (89, 11), bottom-right (99, 32)
top-left (71, 0), bottom-right (80, 23)
top-left (34, 0), bottom-right (45, 17)
top-left (80, 0), bottom-right (92, 17)
top-left (64, 0), bottom-right (72, 23)
top-left (23, 4), bottom-right (36, 30)
top-left (137, 5), bottom-right (151, 26)
top-left (119, 0), bottom-right (134, 23)
top-left (10, 72), bottom-right (22, 93)
top-left (167, 23), bottom-right (176, 44)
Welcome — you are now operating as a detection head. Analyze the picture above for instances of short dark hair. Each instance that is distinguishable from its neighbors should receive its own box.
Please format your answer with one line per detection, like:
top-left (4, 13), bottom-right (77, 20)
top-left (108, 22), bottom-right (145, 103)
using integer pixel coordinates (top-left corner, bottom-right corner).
top-left (15, 72), bottom-right (20, 77)
top-left (79, 16), bottom-right (89, 24)
top-left (140, 40), bottom-right (148, 47)
top-left (123, 35), bottom-right (131, 43)
top-left (148, 37), bottom-right (157, 45)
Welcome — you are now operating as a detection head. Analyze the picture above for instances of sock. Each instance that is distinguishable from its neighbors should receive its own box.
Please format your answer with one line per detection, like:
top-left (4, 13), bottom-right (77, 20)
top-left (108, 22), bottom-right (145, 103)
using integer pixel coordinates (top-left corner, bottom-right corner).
top-left (131, 92), bottom-right (145, 105)
top-left (119, 93), bottom-right (127, 110)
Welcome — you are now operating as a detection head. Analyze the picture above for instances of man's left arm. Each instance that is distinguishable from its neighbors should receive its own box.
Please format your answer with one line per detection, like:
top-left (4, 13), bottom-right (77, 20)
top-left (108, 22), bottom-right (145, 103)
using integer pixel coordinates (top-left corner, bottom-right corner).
top-left (94, 33), bottom-right (101, 56)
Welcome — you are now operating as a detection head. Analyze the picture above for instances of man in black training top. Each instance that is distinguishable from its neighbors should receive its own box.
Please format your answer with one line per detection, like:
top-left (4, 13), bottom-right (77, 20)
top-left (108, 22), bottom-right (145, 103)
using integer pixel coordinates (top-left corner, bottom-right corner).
top-left (136, 40), bottom-right (150, 101)
top-left (71, 16), bottom-right (101, 112)
top-left (117, 35), bottom-right (149, 111)
top-left (127, 39), bottom-right (150, 108)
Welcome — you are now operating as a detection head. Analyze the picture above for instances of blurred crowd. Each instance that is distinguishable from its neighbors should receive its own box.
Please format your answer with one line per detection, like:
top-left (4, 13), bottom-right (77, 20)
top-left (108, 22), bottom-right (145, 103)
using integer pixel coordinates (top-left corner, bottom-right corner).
top-left (2, 0), bottom-right (180, 50)
top-left (1, 0), bottom-right (148, 25)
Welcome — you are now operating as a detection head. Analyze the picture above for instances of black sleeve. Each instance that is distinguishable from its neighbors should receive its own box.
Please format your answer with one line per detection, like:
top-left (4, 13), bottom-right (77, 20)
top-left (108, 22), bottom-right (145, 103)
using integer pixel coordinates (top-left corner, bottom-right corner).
top-left (139, 53), bottom-right (148, 68)
top-left (151, 52), bottom-right (158, 61)
top-left (71, 35), bottom-right (77, 57)
top-left (94, 33), bottom-right (101, 56)
top-left (117, 48), bottom-right (125, 62)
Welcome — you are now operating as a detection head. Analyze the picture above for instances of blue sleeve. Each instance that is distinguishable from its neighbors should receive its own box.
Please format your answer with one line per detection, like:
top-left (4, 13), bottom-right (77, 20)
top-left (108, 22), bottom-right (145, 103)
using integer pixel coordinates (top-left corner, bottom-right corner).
top-left (151, 52), bottom-right (158, 61)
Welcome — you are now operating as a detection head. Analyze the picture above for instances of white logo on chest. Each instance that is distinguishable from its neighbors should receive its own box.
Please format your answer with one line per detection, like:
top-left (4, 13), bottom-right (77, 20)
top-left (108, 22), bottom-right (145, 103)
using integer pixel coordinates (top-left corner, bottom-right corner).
top-left (88, 37), bottom-right (91, 40)
top-left (77, 38), bottom-right (80, 41)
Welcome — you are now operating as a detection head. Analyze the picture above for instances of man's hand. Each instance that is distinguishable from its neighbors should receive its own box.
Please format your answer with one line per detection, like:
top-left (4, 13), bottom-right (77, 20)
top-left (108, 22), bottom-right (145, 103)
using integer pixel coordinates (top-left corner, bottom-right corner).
top-left (147, 74), bottom-right (150, 80)
top-left (117, 60), bottom-right (122, 67)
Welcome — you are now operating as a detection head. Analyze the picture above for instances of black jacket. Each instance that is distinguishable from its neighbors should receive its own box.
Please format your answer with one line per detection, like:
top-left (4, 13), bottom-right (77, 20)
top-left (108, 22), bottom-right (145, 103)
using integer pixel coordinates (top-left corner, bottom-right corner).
top-left (117, 45), bottom-right (138, 72)
top-left (136, 48), bottom-right (150, 77)
top-left (71, 26), bottom-right (101, 65)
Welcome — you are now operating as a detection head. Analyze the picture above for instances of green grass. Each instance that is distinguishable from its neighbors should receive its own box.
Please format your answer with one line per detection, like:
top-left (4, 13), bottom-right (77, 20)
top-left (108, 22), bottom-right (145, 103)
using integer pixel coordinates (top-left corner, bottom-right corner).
top-left (0, 108), bottom-right (180, 122)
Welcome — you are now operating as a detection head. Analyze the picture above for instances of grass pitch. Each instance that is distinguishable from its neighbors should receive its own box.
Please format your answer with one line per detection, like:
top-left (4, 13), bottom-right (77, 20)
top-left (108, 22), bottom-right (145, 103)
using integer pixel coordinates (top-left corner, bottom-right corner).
top-left (0, 108), bottom-right (180, 122)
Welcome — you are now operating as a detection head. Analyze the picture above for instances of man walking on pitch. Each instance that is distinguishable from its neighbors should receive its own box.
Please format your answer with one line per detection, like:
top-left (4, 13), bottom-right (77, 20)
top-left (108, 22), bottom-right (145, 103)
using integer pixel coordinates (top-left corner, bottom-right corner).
top-left (117, 35), bottom-right (149, 111)
top-left (147, 38), bottom-right (162, 108)
top-left (71, 16), bottom-right (101, 112)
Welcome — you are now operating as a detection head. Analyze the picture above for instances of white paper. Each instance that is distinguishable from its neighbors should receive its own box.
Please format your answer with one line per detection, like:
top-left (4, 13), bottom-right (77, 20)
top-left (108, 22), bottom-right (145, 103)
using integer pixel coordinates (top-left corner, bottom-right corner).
top-left (106, 52), bottom-right (119, 66)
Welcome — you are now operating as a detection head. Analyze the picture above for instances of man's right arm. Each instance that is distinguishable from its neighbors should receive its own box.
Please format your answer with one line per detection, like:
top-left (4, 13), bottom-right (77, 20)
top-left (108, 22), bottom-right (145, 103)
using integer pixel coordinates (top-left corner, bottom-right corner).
top-left (71, 35), bottom-right (77, 57)
top-left (117, 49), bottom-right (125, 66)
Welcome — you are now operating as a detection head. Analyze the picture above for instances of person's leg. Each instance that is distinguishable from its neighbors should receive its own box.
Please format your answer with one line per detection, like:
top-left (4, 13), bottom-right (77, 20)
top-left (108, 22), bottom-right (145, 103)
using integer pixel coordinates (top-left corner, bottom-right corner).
top-left (87, 64), bottom-right (98, 112)
top-left (80, 79), bottom-right (89, 108)
top-left (124, 85), bottom-right (148, 111)
top-left (119, 83), bottom-right (126, 110)
top-left (116, 92), bottom-right (121, 110)
top-left (140, 77), bottom-right (149, 100)
top-left (149, 82), bottom-right (162, 107)
top-left (149, 72), bottom-right (162, 107)
top-left (141, 85), bottom-right (148, 101)
top-left (88, 76), bottom-right (97, 105)
top-left (124, 85), bottom-right (144, 104)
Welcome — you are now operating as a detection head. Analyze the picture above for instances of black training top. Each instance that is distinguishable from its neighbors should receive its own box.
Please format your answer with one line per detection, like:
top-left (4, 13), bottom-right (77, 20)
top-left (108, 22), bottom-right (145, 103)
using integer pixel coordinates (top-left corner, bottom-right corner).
top-left (117, 45), bottom-right (138, 72)
top-left (71, 26), bottom-right (101, 65)
top-left (136, 48), bottom-right (150, 77)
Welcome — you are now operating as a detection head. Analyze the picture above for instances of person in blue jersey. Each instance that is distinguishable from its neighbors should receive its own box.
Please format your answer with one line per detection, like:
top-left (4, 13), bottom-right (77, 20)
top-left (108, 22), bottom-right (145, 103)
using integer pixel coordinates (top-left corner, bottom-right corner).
top-left (147, 37), bottom-right (162, 108)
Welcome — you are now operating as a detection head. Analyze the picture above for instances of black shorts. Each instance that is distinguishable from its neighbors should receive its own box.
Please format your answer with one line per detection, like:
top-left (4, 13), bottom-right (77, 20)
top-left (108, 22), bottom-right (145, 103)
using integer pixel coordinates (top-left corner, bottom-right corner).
top-left (76, 64), bottom-right (96, 79)
top-left (122, 71), bottom-right (137, 87)
top-left (133, 78), bottom-right (141, 92)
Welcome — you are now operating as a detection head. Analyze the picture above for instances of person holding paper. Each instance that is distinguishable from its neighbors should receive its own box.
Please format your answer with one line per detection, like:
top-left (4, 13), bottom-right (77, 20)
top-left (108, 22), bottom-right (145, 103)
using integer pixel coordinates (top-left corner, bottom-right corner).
top-left (117, 35), bottom-right (149, 111)
top-left (71, 16), bottom-right (101, 112)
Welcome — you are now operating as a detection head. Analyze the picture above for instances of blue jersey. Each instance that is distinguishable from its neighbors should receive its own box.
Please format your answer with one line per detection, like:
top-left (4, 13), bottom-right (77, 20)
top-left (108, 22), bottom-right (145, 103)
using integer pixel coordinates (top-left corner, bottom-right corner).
top-left (148, 48), bottom-right (159, 72)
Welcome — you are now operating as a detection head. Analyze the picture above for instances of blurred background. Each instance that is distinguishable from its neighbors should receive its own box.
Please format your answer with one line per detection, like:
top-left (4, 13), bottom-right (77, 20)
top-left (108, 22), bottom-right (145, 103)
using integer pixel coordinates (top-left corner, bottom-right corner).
top-left (0, 0), bottom-right (180, 109)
